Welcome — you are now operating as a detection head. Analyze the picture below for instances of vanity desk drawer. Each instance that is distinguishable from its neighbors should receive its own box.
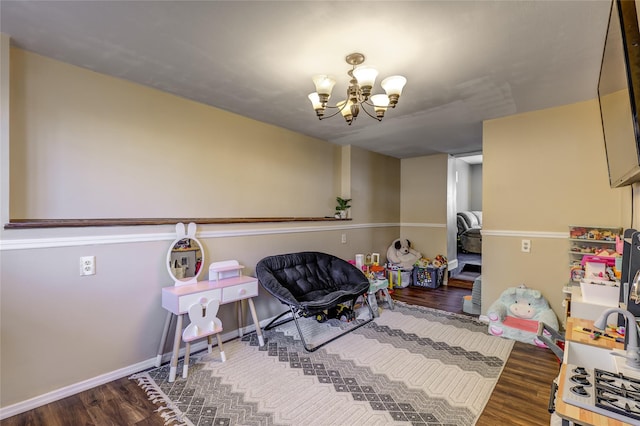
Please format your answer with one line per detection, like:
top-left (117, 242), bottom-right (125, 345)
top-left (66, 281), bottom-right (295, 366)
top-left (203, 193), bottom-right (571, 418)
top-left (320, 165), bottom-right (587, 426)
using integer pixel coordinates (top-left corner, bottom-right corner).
top-left (162, 277), bottom-right (259, 314)
top-left (221, 279), bottom-right (258, 303)
top-left (174, 289), bottom-right (222, 314)
top-left (162, 283), bottom-right (223, 315)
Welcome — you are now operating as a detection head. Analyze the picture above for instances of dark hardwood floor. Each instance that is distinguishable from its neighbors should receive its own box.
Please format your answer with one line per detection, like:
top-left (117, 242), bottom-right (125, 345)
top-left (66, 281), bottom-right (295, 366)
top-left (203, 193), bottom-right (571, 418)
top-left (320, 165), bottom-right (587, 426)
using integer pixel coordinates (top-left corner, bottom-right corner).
top-left (3, 284), bottom-right (560, 426)
top-left (1, 376), bottom-right (164, 426)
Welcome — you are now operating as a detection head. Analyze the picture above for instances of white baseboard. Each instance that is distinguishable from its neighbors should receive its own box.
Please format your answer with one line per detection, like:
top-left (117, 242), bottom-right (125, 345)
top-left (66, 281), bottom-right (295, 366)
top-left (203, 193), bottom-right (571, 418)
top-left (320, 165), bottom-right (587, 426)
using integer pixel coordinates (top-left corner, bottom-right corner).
top-left (447, 259), bottom-right (459, 270)
top-left (0, 316), bottom-right (279, 420)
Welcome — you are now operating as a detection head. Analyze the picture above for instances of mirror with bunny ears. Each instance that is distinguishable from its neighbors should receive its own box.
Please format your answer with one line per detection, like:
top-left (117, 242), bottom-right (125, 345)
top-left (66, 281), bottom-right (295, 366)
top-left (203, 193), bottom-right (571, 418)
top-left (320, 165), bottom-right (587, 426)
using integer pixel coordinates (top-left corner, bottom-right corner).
top-left (167, 222), bottom-right (204, 286)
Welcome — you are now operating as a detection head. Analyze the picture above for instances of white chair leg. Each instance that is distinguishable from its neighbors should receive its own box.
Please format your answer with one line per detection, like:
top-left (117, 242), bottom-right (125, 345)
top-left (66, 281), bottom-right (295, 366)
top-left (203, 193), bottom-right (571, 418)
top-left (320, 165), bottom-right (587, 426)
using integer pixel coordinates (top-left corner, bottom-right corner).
top-left (182, 342), bottom-right (191, 379)
top-left (217, 334), bottom-right (226, 362)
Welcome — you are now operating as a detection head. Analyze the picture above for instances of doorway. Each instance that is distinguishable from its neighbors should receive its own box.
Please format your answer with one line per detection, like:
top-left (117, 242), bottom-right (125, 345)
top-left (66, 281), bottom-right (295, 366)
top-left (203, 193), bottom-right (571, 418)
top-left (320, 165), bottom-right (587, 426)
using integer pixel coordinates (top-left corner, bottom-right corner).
top-left (450, 154), bottom-right (483, 283)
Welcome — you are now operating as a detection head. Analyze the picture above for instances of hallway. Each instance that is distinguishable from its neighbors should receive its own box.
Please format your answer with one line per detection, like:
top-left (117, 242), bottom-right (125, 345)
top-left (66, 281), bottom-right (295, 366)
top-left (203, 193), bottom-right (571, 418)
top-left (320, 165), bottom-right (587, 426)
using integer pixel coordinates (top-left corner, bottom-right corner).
top-left (451, 251), bottom-right (481, 281)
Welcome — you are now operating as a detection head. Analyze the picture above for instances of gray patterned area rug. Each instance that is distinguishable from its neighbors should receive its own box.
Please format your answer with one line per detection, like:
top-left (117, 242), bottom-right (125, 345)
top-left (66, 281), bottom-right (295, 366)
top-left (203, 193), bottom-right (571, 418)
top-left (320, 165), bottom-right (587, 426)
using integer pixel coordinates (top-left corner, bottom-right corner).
top-left (131, 302), bottom-right (513, 426)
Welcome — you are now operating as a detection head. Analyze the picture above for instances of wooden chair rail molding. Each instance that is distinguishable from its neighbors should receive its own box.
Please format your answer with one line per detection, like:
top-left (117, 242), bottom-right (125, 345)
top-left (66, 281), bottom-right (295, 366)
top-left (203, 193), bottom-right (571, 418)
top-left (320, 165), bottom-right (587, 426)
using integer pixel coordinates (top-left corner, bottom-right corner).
top-left (4, 217), bottom-right (350, 229)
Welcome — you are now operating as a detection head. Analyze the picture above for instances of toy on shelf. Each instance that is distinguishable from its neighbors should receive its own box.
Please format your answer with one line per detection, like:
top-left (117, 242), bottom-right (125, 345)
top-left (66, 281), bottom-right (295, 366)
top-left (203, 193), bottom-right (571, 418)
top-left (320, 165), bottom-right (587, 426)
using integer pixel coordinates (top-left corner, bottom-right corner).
top-left (570, 227), bottom-right (620, 241)
top-left (568, 226), bottom-right (623, 284)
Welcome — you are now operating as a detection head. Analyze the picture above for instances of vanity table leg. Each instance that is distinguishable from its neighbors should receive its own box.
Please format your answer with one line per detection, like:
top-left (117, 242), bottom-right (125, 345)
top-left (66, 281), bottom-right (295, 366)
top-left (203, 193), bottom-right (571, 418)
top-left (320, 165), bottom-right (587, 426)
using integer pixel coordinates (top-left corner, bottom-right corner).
top-left (237, 300), bottom-right (245, 338)
top-left (169, 313), bottom-right (183, 383)
top-left (156, 311), bottom-right (173, 367)
top-left (247, 298), bottom-right (265, 347)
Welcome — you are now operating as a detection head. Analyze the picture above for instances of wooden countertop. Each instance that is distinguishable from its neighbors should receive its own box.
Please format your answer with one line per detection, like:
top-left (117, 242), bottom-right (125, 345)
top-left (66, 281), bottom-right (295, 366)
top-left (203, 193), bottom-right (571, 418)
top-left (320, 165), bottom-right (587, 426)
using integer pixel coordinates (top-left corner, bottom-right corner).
top-left (565, 317), bottom-right (624, 350)
top-left (555, 317), bottom-right (632, 426)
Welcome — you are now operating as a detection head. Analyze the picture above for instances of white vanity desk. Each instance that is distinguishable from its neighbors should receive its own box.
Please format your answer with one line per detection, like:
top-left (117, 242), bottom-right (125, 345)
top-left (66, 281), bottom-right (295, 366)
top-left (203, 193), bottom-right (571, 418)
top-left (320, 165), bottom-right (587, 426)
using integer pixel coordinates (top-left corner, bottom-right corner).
top-left (159, 262), bottom-right (265, 382)
top-left (157, 224), bottom-right (265, 382)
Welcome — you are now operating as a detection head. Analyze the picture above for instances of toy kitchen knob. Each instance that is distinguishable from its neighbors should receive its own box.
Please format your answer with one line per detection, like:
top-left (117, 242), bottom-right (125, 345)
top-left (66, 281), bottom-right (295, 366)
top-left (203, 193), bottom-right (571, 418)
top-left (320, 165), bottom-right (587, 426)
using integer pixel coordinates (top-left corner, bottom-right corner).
top-left (238, 288), bottom-right (246, 295)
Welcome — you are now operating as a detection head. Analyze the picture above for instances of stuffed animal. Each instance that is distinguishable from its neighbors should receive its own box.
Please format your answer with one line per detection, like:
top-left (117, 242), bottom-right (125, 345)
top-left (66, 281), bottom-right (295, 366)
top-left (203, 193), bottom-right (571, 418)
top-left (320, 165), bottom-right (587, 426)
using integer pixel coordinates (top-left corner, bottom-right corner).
top-left (386, 238), bottom-right (422, 270)
top-left (487, 284), bottom-right (559, 347)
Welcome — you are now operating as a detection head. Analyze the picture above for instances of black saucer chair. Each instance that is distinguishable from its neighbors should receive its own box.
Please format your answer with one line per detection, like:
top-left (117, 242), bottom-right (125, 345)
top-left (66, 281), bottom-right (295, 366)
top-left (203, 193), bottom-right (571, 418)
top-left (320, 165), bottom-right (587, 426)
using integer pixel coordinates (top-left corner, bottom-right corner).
top-left (256, 251), bottom-right (375, 352)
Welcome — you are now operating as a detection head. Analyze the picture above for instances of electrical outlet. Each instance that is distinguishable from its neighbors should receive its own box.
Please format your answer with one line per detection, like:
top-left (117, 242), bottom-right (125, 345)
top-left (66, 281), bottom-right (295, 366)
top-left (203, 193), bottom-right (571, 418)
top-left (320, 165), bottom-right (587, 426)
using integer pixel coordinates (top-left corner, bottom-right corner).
top-left (80, 256), bottom-right (96, 276)
top-left (521, 240), bottom-right (531, 253)
top-left (341, 233), bottom-right (347, 244)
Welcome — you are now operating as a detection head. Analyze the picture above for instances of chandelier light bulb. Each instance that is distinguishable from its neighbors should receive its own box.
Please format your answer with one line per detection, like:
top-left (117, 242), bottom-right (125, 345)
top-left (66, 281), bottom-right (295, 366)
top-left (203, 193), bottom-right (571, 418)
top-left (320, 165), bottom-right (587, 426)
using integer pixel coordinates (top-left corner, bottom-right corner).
top-left (352, 66), bottom-right (378, 98)
top-left (308, 92), bottom-right (323, 108)
top-left (312, 75), bottom-right (336, 104)
top-left (371, 94), bottom-right (389, 108)
top-left (371, 94), bottom-right (389, 120)
top-left (381, 75), bottom-right (407, 106)
top-left (337, 100), bottom-right (355, 125)
top-left (308, 92), bottom-right (325, 117)
top-left (381, 75), bottom-right (407, 95)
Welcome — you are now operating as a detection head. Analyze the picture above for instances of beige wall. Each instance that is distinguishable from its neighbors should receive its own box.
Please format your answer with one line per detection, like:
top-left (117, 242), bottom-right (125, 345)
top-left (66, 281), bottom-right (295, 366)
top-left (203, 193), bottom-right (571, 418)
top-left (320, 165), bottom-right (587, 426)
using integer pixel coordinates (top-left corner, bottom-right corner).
top-left (9, 49), bottom-right (338, 219)
top-left (0, 48), bottom-right (401, 410)
top-left (400, 154), bottom-right (449, 260)
top-left (483, 99), bottom-right (632, 320)
top-left (350, 145), bottom-right (401, 224)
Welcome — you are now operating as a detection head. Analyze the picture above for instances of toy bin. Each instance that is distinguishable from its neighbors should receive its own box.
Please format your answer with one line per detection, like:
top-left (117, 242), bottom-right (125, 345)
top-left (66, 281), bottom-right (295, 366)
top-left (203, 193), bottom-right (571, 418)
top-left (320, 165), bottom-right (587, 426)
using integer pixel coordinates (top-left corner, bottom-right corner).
top-left (579, 281), bottom-right (619, 306)
top-left (387, 265), bottom-right (412, 288)
top-left (412, 266), bottom-right (445, 289)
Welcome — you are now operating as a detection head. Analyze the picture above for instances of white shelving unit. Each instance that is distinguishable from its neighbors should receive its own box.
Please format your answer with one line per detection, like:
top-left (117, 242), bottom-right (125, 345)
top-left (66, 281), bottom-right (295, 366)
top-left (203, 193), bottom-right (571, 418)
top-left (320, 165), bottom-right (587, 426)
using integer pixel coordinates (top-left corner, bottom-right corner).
top-left (568, 226), bottom-right (621, 283)
top-left (564, 226), bottom-right (622, 327)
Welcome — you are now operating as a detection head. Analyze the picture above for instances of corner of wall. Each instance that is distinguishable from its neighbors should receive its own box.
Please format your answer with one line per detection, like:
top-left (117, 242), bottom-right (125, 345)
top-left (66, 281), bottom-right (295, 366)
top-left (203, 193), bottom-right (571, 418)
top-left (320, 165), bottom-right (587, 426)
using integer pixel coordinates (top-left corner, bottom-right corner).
top-left (1, 33), bottom-right (10, 234)
top-left (340, 145), bottom-right (351, 199)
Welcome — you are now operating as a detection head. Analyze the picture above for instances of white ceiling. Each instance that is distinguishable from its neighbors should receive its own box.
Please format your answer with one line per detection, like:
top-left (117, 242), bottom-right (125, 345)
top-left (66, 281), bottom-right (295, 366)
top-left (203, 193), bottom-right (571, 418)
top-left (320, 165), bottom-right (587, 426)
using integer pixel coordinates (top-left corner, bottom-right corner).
top-left (0, 0), bottom-right (612, 159)
top-left (457, 154), bottom-right (483, 165)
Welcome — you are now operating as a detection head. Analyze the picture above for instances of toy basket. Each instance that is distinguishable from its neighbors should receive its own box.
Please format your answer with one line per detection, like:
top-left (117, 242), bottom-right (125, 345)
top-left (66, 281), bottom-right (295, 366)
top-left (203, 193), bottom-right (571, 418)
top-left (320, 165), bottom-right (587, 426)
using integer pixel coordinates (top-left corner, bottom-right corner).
top-left (412, 266), bottom-right (445, 289)
top-left (386, 263), bottom-right (412, 288)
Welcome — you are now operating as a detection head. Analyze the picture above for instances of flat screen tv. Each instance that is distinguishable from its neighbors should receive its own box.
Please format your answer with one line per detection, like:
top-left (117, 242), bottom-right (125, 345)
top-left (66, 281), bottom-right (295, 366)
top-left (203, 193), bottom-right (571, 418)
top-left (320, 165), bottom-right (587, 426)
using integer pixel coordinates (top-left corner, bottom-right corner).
top-left (599, 0), bottom-right (640, 188)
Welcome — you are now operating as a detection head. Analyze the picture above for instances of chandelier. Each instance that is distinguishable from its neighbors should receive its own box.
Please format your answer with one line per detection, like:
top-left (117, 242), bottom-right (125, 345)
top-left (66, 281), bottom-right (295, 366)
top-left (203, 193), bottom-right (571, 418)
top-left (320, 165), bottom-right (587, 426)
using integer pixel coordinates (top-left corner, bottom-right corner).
top-left (307, 53), bottom-right (407, 125)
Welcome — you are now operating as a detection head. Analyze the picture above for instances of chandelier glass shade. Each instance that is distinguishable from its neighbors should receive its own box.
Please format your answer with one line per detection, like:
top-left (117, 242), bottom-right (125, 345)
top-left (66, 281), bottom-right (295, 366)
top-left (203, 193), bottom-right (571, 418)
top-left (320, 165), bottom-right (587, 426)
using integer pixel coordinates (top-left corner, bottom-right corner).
top-left (308, 53), bottom-right (407, 125)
